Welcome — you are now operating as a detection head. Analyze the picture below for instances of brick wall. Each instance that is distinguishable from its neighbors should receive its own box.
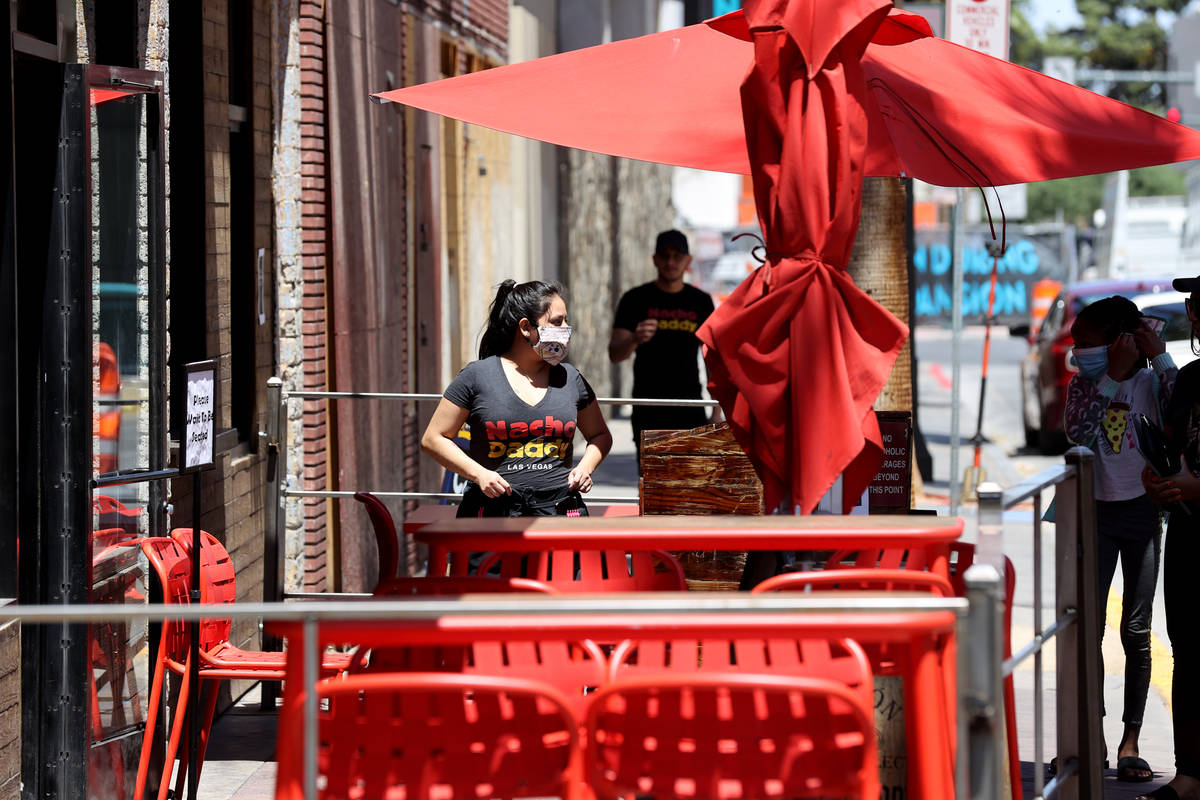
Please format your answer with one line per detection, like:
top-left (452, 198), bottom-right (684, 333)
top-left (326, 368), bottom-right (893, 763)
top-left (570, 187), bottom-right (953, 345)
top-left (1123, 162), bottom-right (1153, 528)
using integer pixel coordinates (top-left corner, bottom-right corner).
top-left (298, 0), bottom-right (329, 591)
top-left (274, 0), bottom-right (325, 592)
top-left (193, 0), bottom-right (272, 665)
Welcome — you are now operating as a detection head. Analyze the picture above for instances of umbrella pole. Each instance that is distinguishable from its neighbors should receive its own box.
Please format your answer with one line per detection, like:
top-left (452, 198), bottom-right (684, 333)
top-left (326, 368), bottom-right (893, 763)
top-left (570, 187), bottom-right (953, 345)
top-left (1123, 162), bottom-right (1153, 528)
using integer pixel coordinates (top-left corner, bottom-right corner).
top-left (966, 245), bottom-right (1002, 501)
top-left (949, 191), bottom-right (965, 516)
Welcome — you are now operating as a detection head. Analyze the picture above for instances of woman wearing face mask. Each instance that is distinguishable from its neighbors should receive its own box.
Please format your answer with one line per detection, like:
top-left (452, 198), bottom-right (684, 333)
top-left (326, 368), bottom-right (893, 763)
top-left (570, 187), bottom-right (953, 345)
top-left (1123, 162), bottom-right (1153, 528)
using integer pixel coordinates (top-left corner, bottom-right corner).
top-left (1061, 295), bottom-right (1176, 784)
top-left (421, 279), bottom-right (612, 517)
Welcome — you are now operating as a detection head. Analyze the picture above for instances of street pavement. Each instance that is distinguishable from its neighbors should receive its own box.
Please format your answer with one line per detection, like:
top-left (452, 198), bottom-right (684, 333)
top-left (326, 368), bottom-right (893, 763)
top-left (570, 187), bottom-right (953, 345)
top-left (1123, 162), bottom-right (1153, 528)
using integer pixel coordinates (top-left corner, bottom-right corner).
top-left (192, 325), bottom-right (1179, 798)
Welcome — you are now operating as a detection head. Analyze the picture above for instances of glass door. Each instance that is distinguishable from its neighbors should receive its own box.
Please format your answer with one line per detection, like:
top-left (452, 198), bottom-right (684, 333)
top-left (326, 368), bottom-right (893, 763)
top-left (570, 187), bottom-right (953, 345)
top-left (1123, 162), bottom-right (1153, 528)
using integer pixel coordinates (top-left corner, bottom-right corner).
top-left (85, 66), bottom-right (165, 799)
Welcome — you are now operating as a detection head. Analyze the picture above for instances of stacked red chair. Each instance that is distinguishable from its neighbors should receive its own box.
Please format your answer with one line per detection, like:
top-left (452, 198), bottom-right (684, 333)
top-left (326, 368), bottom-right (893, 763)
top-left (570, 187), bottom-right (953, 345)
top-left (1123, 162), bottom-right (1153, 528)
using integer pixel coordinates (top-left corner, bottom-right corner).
top-left (276, 673), bottom-right (584, 800)
top-left (134, 534), bottom-right (352, 800)
top-left (589, 637), bottom-right (878, 799)
top-left (820, 540), bottom-right (1021, 799)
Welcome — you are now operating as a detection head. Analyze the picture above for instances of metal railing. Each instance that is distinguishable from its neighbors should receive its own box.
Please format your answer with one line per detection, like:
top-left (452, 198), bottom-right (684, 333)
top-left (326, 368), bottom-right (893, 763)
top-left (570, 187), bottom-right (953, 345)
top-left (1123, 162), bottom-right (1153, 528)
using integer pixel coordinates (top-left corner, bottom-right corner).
top-left (261, 377), bottom-right (723, 601)
top-left (19, 446), bottom-right (1102, 797)
top-left (0, 593), bottom-right (967, 800)
top-left (963, 447), bottom-right (1102, 800)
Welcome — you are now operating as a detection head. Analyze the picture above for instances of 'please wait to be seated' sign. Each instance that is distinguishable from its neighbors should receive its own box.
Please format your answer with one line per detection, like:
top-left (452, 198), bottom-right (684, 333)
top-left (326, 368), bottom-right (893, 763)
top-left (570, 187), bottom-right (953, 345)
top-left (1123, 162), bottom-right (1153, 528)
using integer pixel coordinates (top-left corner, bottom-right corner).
top-left (184, 360), bottom-right (217, 471)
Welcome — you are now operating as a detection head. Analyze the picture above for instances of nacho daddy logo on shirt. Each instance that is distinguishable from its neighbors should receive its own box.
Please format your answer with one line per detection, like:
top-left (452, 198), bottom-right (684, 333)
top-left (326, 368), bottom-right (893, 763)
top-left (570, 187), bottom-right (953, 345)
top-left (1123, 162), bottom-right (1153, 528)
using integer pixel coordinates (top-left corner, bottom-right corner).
top-left (649, 307), bottom-right (701, 333)
top-left (484, 416), bottom-right (576, 461)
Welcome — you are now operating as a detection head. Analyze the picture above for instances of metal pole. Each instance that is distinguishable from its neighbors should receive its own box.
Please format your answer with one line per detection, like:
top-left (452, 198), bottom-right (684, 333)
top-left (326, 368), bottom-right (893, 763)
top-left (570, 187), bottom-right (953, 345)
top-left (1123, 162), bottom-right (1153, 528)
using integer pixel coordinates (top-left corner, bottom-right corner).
top-left (1054, 457), bottom-right (1082, 800)
top-left (261, 376), bottom-right (284, 710)
top-left (969, 245), bottom-right (1003, 499)
top-left (950, 188), bottom-right (965, 516)
top-left (187, 470), bottom-right (202, 799)
top-left (1054, 448), bottom-right (1103, 799)
top-left (961, 482), bottom-right (1006, 800)
top-left (1033, 491), bottom-right (1045, 798)
top-left (1066, 446), bottom-right (1105, 798)
top-left (303, 615), bottom-right (319, 800)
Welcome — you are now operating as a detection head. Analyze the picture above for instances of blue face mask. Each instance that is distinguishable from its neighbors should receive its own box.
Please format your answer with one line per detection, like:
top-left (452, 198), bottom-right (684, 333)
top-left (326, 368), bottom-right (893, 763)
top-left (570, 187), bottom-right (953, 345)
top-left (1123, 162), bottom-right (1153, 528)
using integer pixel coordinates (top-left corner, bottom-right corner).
top-left (1073, 345), bottom-right (1108, 382)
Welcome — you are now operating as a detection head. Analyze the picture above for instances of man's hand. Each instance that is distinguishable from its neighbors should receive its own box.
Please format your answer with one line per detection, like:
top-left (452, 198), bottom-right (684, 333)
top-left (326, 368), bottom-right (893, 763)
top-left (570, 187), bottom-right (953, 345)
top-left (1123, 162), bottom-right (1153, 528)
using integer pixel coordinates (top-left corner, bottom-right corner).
top-left (609, 321), bottom-right (658, 363)
top-left (475, 469), bottom-right (512, 498)
top-left (1106, 333), bottom-right (1140, 380)
top-left (634, 319), bottom-right (658, 344)
top-left (1132, 318), bottom-right (1166, 359)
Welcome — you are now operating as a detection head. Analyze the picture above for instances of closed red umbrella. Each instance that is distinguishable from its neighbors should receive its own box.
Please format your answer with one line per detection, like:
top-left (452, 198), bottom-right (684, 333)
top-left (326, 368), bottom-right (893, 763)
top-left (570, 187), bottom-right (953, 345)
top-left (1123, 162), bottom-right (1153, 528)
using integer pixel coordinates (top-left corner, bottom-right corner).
top-left (373, 1), bottom-right (1200, 513)
top-left (696, 0), bottom-right (906, 514)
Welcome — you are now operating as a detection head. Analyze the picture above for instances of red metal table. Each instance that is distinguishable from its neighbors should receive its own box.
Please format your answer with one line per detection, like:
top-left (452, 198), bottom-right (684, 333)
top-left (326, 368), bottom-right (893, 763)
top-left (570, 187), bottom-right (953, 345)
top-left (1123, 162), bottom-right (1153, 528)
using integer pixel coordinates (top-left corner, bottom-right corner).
top-left (270, 593), bottom-right (961, 800)
top-left (401, 502), bottom-right (639, 535)
top-left (414, 513), bottom-right (963, 579)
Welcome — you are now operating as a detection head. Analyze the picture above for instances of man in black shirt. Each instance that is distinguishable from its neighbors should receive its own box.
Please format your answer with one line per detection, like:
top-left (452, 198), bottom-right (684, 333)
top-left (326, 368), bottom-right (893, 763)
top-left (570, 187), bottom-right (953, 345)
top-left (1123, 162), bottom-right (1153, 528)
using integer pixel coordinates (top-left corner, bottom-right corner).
top-left (609, 229), bottom-right (716, 461)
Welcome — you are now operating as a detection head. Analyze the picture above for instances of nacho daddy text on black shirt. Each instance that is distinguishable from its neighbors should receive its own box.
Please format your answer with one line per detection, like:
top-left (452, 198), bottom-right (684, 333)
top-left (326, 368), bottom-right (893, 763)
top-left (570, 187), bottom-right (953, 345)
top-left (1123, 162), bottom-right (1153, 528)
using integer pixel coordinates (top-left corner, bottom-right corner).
top-left (613, 282), bottom-right (714, 401)
top-left (443, 356), bottom-right (597, 492)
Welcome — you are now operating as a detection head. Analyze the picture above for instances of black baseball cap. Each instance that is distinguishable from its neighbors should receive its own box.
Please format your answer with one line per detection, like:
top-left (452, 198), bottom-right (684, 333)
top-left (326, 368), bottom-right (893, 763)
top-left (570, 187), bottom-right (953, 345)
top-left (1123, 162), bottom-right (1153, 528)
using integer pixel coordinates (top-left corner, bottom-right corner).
top-left (1173, 275), bottom-right (1200, 292)
top-left (655, 229), bottom-right (689, 256)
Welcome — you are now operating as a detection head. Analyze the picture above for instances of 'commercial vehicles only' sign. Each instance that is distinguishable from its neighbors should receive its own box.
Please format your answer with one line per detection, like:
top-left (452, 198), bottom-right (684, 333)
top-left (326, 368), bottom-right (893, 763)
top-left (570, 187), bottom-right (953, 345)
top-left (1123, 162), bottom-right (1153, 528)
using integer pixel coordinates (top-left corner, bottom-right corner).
top-left (946, 0), bottom-right (1010, 62)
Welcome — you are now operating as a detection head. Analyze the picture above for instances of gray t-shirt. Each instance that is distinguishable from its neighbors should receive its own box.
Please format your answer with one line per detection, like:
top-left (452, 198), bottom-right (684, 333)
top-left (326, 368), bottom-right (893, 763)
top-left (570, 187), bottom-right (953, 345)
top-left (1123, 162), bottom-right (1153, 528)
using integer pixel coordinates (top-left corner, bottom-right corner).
top-left (443, 356), bottom-right (596, 491)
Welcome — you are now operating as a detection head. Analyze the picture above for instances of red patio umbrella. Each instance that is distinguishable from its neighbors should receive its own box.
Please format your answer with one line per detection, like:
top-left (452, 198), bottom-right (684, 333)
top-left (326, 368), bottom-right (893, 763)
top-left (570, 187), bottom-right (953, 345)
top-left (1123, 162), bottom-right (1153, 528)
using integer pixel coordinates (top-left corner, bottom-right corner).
top-left (374, 1), bottom-right (1200, 513)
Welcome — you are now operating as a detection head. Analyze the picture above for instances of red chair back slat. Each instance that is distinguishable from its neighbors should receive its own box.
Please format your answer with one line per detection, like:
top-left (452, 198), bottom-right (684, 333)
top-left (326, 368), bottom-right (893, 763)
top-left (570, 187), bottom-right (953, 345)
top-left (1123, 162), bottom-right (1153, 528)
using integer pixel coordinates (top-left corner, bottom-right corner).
top-left (281, 673), bottom-right (581, 800)
top-left (357, 637), bottom-right (607, 718)
top-left (169, 529), bottom-right (235, 653)
top-left (364, 573), bottom-right (601, 713)
top-left (472, 548), bottom-right (687, 591)
top-left (586, 671), bottom-right (877, 800)
top-left (352, 491), bottom-right (400, 587)
top-left (140, 537), bottom-right (193, 662)
top-left (609, 636), bottom-right (872, 688)
top-left (752, 568), bottom-right (955, 597)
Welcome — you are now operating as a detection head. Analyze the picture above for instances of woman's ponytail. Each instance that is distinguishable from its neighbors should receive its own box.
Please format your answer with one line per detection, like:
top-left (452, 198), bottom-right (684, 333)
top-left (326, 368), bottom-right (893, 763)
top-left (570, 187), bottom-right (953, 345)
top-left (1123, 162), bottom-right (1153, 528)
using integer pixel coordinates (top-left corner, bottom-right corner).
top-left (479, 279), bottom-right (564, 359)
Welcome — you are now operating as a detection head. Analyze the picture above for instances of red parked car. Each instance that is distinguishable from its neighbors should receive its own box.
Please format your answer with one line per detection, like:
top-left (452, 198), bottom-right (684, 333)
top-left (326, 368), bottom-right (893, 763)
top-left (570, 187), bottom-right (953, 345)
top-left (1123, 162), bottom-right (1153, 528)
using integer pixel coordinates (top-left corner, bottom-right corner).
top-left (1020, 277), bottom-right (1190, 453)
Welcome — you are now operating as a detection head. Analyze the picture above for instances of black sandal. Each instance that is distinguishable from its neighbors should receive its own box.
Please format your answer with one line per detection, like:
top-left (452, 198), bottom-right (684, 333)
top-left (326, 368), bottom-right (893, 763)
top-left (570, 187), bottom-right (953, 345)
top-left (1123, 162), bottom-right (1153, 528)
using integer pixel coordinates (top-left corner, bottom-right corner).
top-left (1117, 755), bottom-right (1154, 782)
top-left (1047, 756), bottom-right (1109, 777)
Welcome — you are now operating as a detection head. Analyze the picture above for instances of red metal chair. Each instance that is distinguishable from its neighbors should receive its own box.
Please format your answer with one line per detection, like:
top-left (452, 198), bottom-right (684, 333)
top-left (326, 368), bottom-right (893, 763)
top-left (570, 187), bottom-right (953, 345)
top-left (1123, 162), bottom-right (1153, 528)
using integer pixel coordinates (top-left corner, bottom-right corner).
top-left (752, 568), bottom-right (954, 597)
top-left (373, 575), bottom-right (559, 595)
top-left (362, 573), bottom-right (602, 716)
top-left (352, 490), bottom-right (400, 588)
top-left (948, 542), bottom-right (1021, 800)
top-left (824, 540), bottom-right (1020, 799)
top-left (134, 534), bottom-right (351, 800)
top-left (590, 637), bottom-right (878, 799)
top-left (471, 548), bottom-right (688, 592)
top-left (169, 528), bottom-right (354, 675)
top-left (93, 493), bottom-right (143, 534)
top-left (275, 673), bottom-right (584, 800)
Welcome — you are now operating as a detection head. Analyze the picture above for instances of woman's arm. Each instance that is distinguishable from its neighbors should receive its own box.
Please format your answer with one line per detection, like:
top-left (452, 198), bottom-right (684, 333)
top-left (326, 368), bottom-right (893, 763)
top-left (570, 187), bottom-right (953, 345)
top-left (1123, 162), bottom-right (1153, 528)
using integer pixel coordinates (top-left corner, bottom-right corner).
top-left (567, 400), bottom-right (612, 493)
top-left (1133, 319), bottom-right (1176, 419)
top-left (1063, 373), bottom-right (1114, 446)
top-left (420, 398), bottom-right (511, 497)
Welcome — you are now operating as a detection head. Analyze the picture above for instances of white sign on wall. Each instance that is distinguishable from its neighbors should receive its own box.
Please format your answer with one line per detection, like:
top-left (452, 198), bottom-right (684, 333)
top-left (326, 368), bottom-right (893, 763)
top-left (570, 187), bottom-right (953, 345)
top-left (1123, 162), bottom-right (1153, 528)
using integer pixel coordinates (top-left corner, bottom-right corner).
top-left (946, 0), bottom-right (1010, 62)
top-left (184, 360), bottom-right (216, 470)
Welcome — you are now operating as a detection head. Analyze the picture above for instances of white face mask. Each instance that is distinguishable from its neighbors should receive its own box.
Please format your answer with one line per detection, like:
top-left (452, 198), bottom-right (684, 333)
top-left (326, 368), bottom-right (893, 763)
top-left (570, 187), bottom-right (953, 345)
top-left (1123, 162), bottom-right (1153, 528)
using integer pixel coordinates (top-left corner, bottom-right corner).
top-left (533, 325), bottom-right (571, 365)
